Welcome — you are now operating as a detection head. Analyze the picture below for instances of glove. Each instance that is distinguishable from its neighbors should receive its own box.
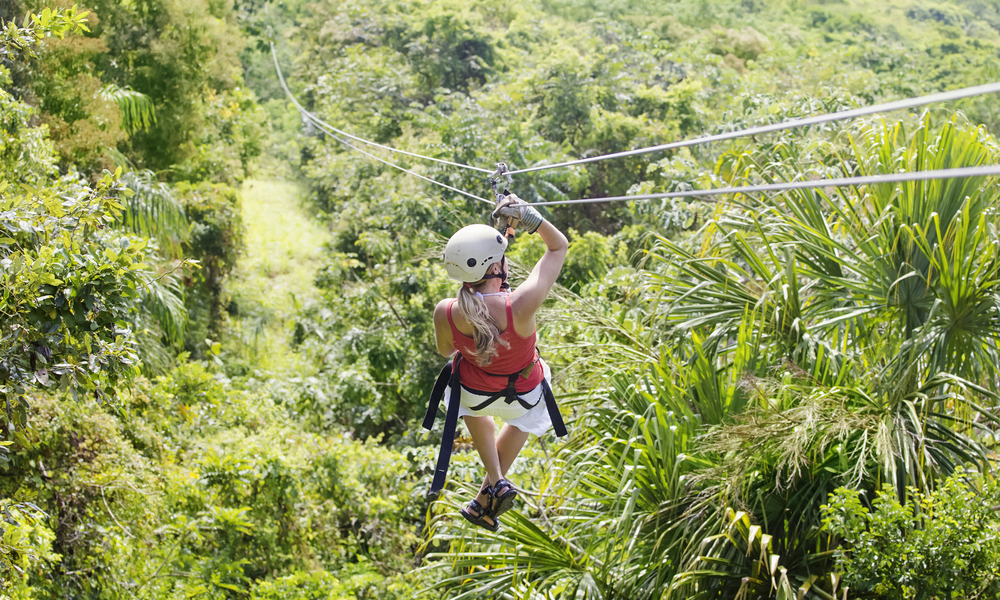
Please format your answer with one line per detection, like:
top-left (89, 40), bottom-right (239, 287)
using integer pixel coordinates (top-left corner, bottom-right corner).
top-left (493, 194), bottom-right (521, 233)
top-left (492, 193), bottom-right (544, 234)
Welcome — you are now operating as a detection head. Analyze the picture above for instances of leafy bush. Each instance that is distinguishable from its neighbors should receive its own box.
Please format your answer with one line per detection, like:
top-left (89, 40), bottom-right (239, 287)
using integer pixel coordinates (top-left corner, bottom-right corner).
top-left (250, 570), bottom-right (358, 600)
top-left (0, 501), bottom-right (58, 596)
top-left (823, 478), bottom-right (1000, 599)
top-left (3, 360), bottom-right (427, 596)
top-left (1, 168), bottom-right (148, 438)
top-left (563, 229), bottom-right (613, 291)
top-left (0, 77), bottom-right (58, 184)
top-left (0, 391), bottom-right (162, 597)
top-left (710, 26), bottom-right (771, 61)
top-left (86, 0), bottom-right (247, 172)
top-left (34, 38), bottom-right (128, 173)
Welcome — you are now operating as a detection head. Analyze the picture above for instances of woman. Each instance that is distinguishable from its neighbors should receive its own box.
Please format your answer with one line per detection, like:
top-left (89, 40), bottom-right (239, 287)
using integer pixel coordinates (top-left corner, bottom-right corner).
top-left (430, 197), bottom-right (568, 531)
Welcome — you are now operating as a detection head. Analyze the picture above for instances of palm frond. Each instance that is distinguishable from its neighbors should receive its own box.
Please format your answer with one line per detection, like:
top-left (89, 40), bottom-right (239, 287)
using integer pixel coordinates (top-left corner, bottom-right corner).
top-left (119, 170), bottom-right (189, 256)
top-left (139, 269), bottom-right (187, 345)
top-left (98, 83), bottom-right (157, 133)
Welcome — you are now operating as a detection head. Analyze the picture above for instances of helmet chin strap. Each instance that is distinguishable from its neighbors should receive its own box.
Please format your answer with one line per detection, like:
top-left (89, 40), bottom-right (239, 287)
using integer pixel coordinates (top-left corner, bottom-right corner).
top-left (480, 257), bottom-right (510, 290)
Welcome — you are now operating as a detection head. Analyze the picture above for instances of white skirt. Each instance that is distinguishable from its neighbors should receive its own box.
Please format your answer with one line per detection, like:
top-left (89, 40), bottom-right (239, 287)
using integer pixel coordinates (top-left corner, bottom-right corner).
top-left (442, 360), bottom-right (553, 436)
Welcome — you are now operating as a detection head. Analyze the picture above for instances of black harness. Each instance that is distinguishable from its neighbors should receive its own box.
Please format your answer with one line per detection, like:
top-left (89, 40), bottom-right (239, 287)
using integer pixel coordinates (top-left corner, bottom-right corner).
top-left (422, 353), bottom-right (567, 494)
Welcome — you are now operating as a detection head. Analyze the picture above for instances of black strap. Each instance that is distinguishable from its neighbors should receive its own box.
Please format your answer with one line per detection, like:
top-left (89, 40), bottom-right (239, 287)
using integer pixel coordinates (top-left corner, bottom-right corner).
top-left (422, 361), bottom-right (453, 431)
top-left (542, 377), bottom-right (567, 437)
top-left (466, 373), bottom-right (540, 412)
top-left (429, 355), bottom-right (463, 495)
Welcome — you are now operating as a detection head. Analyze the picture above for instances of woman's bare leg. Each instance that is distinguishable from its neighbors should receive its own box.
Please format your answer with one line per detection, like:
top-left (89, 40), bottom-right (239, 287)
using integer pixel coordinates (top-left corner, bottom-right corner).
top-left (464, 415), bottom-right (502, 482)
top-left (473, 423), bottom-right (530, 517)
top-left (463, 415), bottom-right (502, 524)
top-left (496, 423), bottom-right (530, 477)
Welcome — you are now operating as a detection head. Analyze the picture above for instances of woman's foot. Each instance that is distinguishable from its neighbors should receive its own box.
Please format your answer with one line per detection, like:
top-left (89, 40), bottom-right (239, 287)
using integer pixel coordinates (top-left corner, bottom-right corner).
top-left (460, 494), bottom-right (498, 531)
top-left (489, 478), bottom-right (517, 518)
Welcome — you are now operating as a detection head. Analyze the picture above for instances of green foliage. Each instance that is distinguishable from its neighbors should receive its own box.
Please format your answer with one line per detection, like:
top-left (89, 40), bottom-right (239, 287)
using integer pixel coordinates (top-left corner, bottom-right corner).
top-left (0, 9), bottom-right (255, 590)
top-left (0, 6), bottom-right (91, 61)
top-left (660, 116), bottom-right (1000, 597)
top-left (7, 0), bottom-right (255, 177)
top-left (137, 363), bottom-right (424, 595)
top-left (823, 478), bottom-right (1000, 599)
top-left (176, 181), bottom-right (243, 282)
top-left (0, 360), bottom-right (427, 597)
top-left (710, 26), bottom-right (771, 63)
top-left (139, 273), bottom-right (188, 348)
top-left (249, 568), bottom-right (375, 600)
top-left (0, 168), bottom-right (147, 437)
top-left (295, 245), bottom-right (450, 439)
top-left (119, 170), bottom-right (189, 255)
top-left (7, 0), bottom-right (1000, 597)
top-left (0, 500), bottom-right (58, 594)
top-left (0, 389), bottom-right (164, 597)
top-left (563, 229), bottom-right (613, 291)
top-left (28, 19), bottom-right (128, 173)
top-left (86, 0), bottom-right (248, 172)
top-left (175, 181), bottom-right (244, 350)
top-left (0, 83), bottom-right (57, 185)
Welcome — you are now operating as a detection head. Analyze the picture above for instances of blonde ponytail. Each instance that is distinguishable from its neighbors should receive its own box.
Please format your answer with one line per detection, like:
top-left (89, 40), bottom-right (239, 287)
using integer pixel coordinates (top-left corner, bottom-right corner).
top-left (456, 283), bottom-right (510, 367)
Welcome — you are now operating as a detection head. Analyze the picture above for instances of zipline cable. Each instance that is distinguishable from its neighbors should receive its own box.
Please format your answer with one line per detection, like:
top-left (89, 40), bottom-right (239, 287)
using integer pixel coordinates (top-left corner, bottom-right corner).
top-left (270, 43), bottom-right (493, 205)
top-left (506, 82), bottom-right (1000, 176)
top-left (528, 164), bottom-right (1000, 206)
top-left (269, 43), bottom-right (492, 175)
top-left (308, 113), bottom-right (494, 205)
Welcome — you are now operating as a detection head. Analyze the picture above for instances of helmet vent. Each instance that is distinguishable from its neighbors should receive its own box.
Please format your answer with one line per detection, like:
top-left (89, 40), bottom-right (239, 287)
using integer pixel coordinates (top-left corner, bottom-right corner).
top-left (466, 258), bottom-right (477, 268)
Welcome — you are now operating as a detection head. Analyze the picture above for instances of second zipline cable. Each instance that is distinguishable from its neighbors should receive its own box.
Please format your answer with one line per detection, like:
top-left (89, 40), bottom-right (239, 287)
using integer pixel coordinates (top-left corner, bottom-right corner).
top-left (529, 164), bottom-right (1000, 206)
top-left (271, 43), bottom-right (493, 205)
top-left (506, 82), bottom-right (1000, 176)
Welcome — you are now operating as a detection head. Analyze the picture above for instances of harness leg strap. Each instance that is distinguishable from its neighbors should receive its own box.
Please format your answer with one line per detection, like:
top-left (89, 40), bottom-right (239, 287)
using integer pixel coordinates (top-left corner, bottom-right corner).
top-left (422, 361), bottom-right (453, 431)
top-left (430, 356), bottom-right (462, 495)
top-left (542, 378), bottom-right (567, 438)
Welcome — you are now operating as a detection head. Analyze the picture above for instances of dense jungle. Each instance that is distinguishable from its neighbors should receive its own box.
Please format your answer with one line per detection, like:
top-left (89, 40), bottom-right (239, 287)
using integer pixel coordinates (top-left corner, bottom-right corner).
top-left (2, 0), bottom-right (1000, 597)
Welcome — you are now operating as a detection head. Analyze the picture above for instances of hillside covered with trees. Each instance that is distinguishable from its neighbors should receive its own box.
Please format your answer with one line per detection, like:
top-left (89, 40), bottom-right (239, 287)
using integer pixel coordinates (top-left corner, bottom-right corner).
top-left (2, 0), bottom-right (1000, 598)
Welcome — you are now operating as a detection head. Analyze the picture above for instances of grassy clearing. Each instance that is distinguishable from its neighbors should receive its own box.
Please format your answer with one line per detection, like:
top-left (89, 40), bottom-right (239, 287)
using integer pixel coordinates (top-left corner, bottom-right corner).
top-left (225, 179), bottom-right (328, 373)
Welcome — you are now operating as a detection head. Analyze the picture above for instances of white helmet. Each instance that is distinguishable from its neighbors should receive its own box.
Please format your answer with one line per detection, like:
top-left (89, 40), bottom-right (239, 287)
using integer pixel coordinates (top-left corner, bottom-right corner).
top-left (443, 224), bottom-right (508, 282)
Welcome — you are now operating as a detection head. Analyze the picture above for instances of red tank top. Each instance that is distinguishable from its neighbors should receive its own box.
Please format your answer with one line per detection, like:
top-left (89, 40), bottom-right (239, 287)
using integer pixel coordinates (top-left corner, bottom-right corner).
top-left (447, 297), bottom-right (544, 393)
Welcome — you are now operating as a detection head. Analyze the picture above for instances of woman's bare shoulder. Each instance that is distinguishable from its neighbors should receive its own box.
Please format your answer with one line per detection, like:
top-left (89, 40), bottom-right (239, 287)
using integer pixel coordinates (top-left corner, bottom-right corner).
top-left (509, 289), bottom-right (533, 316)
top-left (508, 291), bottom-right (536, 336)
top-left (434, 298), bottom-right (455, 322)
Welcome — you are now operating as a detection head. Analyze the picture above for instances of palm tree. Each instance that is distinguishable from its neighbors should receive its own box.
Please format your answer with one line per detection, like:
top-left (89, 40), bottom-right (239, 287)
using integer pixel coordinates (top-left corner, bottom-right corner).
top-left (114, 170), bottom-right (191, 372)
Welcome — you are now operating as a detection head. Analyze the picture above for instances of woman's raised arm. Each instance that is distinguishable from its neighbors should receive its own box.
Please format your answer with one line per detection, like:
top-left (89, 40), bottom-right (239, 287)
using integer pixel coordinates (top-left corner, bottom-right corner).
top-left (511, 220), bottom-right (567, 317)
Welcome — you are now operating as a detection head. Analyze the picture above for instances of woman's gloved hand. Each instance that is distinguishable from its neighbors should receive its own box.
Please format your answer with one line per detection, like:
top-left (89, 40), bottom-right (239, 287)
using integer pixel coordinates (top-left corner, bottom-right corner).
top-left (492, 193), bottom-right (544, 234)
top-left (493, 194), bottom-right (521, 232)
